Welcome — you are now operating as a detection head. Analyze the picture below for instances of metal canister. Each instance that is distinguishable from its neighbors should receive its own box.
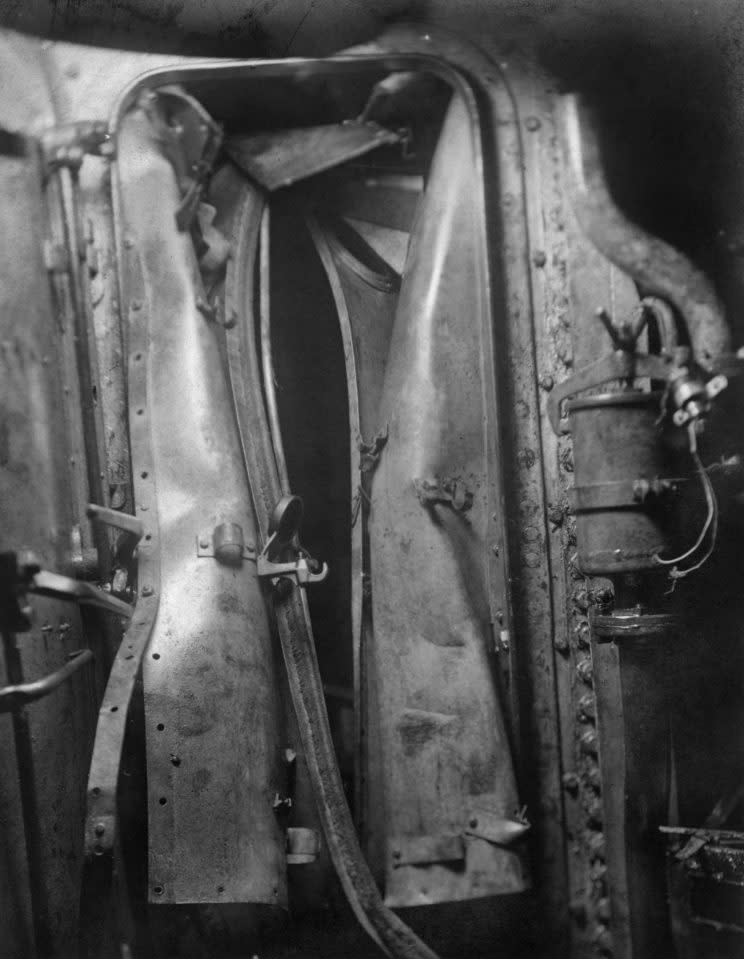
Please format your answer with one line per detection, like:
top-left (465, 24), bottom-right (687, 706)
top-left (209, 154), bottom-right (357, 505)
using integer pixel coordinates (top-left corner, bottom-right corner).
top-left (567, 390), bottom-right (680, 575)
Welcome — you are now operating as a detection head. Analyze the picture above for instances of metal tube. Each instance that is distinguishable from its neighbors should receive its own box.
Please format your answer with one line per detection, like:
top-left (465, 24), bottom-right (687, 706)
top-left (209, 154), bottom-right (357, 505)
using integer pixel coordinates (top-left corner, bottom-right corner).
top-left (560, 94), bottom-right (730, 366)
top-left (259, 206), bottom-right (291, 494)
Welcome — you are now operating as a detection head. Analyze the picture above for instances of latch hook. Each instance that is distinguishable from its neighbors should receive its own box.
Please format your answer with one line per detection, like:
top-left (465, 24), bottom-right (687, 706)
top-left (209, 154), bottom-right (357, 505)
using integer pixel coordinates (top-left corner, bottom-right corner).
top-left (256, 496), bottom-right (329, 587)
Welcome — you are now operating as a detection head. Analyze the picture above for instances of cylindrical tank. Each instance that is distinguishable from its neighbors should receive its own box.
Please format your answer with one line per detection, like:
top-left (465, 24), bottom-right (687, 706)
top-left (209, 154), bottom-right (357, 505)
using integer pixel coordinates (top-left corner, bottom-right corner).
top-left (567, 391), bottom-right (683, 575)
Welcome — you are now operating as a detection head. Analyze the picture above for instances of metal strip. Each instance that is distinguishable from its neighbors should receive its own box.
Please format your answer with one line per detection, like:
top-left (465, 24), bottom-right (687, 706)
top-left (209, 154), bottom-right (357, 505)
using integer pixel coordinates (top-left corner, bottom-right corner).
top-left (304, 217), bottom-right (366, 833)
top-left (78, 217), bottom-right (161, 959)
top-left (389, 834), bottom-right (466, 868)
top-left (567, 480), bottom-right (682, 512)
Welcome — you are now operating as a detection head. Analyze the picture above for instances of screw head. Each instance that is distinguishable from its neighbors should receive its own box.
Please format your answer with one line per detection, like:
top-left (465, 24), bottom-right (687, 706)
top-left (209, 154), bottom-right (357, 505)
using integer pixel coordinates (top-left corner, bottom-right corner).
top-left (94, 822), bottom-right (105, 836)
top-left (141, 585), bottom-right (154, 597)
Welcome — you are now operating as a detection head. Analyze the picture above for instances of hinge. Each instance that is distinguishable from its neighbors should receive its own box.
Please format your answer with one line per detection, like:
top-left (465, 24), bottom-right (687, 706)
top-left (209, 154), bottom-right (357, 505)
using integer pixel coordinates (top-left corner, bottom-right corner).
top-left (138, 86), bottom-right (223, 231)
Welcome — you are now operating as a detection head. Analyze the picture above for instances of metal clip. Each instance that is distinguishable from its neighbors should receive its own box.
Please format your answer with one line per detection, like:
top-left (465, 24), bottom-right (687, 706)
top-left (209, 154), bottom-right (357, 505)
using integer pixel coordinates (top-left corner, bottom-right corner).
top-left (256, 496), bottom-right (329, 587)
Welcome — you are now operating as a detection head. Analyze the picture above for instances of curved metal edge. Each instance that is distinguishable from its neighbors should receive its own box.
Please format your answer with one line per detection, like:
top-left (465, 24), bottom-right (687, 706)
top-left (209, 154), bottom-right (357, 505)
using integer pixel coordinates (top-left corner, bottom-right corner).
top-left (304, 215), bottom-right (366, 837)
top-left (258, 205), bottom-right (292, 495)
top-left (224, 185), bottom-right (272, 533)
top-left (344, 16), bottom-right (532, 845)
top-left (314, 218), bottom-right (401, 293)
top-left (78, 151), bottom-right (162, 957)
top-left (559, 93), bottom-right (731, 366)
top-left (224, 184), bottom-right (439, 959)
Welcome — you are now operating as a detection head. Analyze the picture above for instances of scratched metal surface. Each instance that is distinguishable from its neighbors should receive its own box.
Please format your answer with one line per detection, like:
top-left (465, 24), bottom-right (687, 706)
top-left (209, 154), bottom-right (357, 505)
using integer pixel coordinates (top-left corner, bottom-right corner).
top-left (115, 100), bottom-right (287, 906)
top-left (367, 93), bottom-right (527, 909)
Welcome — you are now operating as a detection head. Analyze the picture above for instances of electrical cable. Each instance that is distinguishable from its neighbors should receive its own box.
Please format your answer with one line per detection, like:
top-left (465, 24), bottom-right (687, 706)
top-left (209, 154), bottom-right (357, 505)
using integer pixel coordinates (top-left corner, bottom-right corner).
top-left (653, 420), bottom-right (719, 584)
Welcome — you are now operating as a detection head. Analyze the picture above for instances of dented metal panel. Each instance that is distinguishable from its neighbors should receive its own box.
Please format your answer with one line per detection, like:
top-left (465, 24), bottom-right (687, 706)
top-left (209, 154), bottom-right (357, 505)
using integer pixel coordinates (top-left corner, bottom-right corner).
top-left (367, 93), bottom-right (528, 908)
top-left (115, 99), bottom-right (286, 906)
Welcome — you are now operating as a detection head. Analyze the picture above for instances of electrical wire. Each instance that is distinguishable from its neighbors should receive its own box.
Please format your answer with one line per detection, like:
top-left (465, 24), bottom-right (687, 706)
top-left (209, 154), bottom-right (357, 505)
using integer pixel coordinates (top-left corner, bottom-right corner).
top-left (653, 420), bottom-right (719, 584)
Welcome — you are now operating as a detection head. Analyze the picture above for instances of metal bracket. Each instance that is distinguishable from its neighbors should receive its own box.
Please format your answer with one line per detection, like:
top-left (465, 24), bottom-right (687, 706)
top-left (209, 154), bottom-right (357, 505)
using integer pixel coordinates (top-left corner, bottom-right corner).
top-left (40, 120), bottom-right (112, 172)
top-left (87, 503), bottom-right (143, 566)
top-left (0, 550), bottom-right (133, 632)
top-left (670, 371), bottom-right (728, 426)
top-left (592, 609), bottom-right (678, 642)
top-left (464, 805), bottom-right (531, 846)
top-left (256, 496), bottom-right (329, 586)
top-left (139, 86), bottom-right (223, 232)
top-left (195, 523), bottom-right (257, 564)
top-left (389, 834), bottom-right (466, 868)
top-left (548, 305), bottom-right (732, 435)
top-left (548, 350), bottom-right (672, 435)
top-left (567, 477), bottom-right (685, 512)
top-left (413, 476), bottom-right (473, 512)
top-left (286, 827), bottom-right (321, 865)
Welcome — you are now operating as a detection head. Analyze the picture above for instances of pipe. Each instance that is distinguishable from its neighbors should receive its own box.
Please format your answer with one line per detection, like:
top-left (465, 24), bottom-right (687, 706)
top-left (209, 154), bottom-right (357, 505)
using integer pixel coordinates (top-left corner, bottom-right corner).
top-left (560, 94), bottom-right (730, 367)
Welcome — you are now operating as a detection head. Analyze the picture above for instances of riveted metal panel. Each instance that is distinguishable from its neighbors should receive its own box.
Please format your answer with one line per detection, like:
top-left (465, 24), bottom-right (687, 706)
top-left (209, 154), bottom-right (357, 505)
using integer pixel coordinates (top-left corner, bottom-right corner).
top-left (115, 101), bottom-right (286, 907)
top-left (367, 93), bottom-right (527, 908)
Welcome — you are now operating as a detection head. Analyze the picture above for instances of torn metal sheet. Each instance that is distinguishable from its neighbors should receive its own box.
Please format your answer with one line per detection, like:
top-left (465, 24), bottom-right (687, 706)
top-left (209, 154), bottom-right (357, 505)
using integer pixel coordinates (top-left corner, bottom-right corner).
top-left (226, 120), bottom-right (401, 192)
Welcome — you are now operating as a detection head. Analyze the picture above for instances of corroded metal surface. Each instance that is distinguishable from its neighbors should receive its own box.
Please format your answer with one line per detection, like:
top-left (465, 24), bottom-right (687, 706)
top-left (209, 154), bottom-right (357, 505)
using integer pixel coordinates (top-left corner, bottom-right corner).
top-left (115, 100), bottom-right (286, 906)
top-left (349, 24), bottom-right (578, 949)
top-left (367, 93), bottom-right (527, 908)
